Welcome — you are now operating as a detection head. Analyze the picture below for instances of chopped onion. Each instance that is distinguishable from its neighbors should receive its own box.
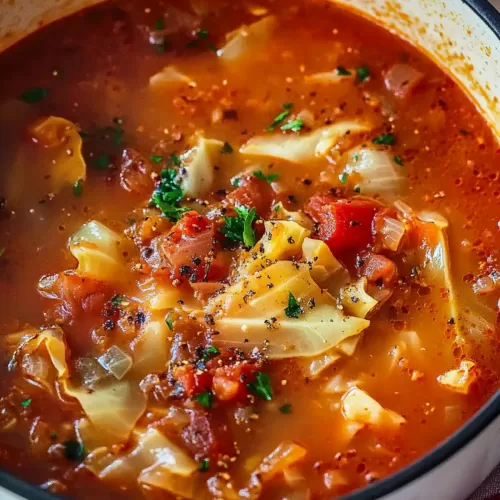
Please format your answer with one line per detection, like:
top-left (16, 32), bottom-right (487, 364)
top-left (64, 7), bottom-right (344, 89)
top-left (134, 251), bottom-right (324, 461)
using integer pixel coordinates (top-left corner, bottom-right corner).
top-left (98, 346), bottom-right (133, 380)
top-left (21, 353), bottom-right (49, 381)
top-left (384, 64), bottom-right (424, 99)
top-left (417, 210), bottom-right (449, 228)
top-left (75, 357), bottom-right (110, 389)
top-left (379, 216), bottom-right (406, 251)
top-left (393, 199), bottom-right (414, 218)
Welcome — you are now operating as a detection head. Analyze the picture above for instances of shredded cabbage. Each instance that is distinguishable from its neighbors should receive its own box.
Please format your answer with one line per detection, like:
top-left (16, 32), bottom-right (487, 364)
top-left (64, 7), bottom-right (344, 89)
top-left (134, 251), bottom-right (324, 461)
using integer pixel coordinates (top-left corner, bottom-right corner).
top-left (131, 320), bottom-right (170, 379)
top-left (437, 360), bottom-right (477, 394)
top-left (340, 278), bottom-right (378, 319)
top-left (149, 66), bottom-right (194, 87)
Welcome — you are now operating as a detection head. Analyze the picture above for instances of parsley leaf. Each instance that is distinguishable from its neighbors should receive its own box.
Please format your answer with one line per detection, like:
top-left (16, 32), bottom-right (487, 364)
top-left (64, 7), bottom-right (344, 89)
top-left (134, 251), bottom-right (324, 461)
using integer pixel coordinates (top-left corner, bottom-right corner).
top-left (150, 155), bottom-right (164, 164)
top-left (63, 440), bottom-right (85, 461)
top-left (267, 103), bottom-right (293, 132)
top-left (92, 154), bottom-right (111, 169)
top-left (111, 295), bottom-right (125, 308)
top-left (21, 399), bottom-right (32, 407)
top-left (196, 28), bottom-right (209, 40)
top-left (220, 141), bottom-right (233, 154)
top-left (220, 206), bottom-right (258, 247)
top-left (281, 117), bottom-right (304, 133)
top-left (168, 154), bottom-right (182, 167)
top-left (73, 179), bottom-right (84, 197)
top-left (165, 312), bottom-right (174, 331)
top-left (195, 390), bottom-right (214, 408)
top-left (247, 372), bottom-right (273, 401)
top-left (150, 169), bottom-right (189, 221)
top-left (284, 292), bottom-right (303, 318)
top-left (356, 66), bottom-right (370, 83)
top-left (202, 345), bottom-right (220, 361)
top-left (280, 403), bottom-right (292, 414)
top-left (253, 170), bottom-right (280, 184)
top-left (198, 458), bottom-right (210, 472)
top-left (339, 172), bottom-right (348, 184)
top-left (154, 18), bottom-right (165, 30)
top-left (394, 155), bottom-right (404, 166)
top-left (372, 133), bottom-right (396, 145)
top-left (336, 66), bottom-right (352, 76)
top-left (20, 87), bottom-right (47, 103)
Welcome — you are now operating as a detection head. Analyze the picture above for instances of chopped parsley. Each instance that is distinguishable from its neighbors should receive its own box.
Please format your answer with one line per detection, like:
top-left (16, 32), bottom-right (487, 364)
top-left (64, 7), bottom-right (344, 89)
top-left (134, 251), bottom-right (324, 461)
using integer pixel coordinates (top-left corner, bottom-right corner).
top-left (202, 345), bottom-right (220, 361)
top-left (78, 130), bottom-right (89, 139)
top-left (220, 141), bottom-right (233, 154)
top-left (339, 172), bottom-right (348, 184)
top-left (21, 399), bottom-right (32, 408)
top-left (220, 206), bottom-right (258, 247)
top-left (168, 154), bottom-right (182, 167)
top-left (154, 18), bottom-right (165, 30)
top-left (92, 154), bottom-right (111, 169)
top-left (73, 179), bottom-right (84, 197)
top-left (273, 204), bottom-right (281, 213)
top-left (111, 295), bottom-right (125, 308)
top-left (20, 87), bottom-right (47, 103)
top-left (247, 372), bottom-right (273, 401)
top-left (281, 117), bottom-right (304, 133)
top-left (63, 440), bottom-right (85, 462)
top-left (231, 177), bottom-right (241, 187)
top-left (394, 155), bottom-right (404, 166)
top-left (208, 43), bottom-right (217, 53)
top-left (372, 133), bottom-right (396, 145)
top-left (150, 155), bottom-right (164, 164)
top-left (165, 313), bottom-right (174, 331)
top-left (195, 390), bottom-right (214, 408)
top-left (198, 458), bottom-right (210, 472)
top-left (196, 28), bottom-right (209, 40)
top-left (356, 66), bottom-right (370, 83)
top-left (354, 185), bottom-right (361, 193)
top-left (267, 103), bottom-right (293, 132)
top-left (284, 292), bottom-right (303, 318)
top-left (253, 170), bottom-right (280, 184)
top-left (155, 38), bottom-right (169, 53)
top-left (336, 66), bottom-right (352, 76)
top-left (150, 168), bottom-right (189, 221)
top-left (280, 403), bottom-right (292, 414)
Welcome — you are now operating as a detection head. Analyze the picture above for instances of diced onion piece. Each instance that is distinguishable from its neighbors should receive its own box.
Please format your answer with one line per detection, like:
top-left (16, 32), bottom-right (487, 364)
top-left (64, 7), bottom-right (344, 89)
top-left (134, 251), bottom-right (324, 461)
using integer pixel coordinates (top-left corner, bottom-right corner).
top-left (340, 278), bottom-right (378, 319)
top-left (303, 350), bottom-right (342, 378)
top-left (149, 66), bottom-right (194, 87)
top-left (70, 221), bottom-right (129, 283)
top-left (341, 387), bottom-right (406, 429)
top-left (417, 210), bottom-right (449, 228)
top-left (76, 357), bottom-right (110, 389)
top-left (98, 346), bottom-right (133, 380)
top-left (219, 16), bottom-right (276, 61)
top-left (240, 122), bottom-right (372, 163)
top-left (324, 374), bottom-right (359, 394)
top-left (29, 116), bottom-right (86, 192)
top-left (344, 147), bottom-right (404, 199)
top-left (437, 360), bottom-right (477, 394)
top-left (323, 469), bottom-right (348, 490)
top-left (393, 199), bottom-right (414, 219)
top-left (384, 64), bottom-right (424, 99)
top-left (379, 216), bottom-right (406, 251)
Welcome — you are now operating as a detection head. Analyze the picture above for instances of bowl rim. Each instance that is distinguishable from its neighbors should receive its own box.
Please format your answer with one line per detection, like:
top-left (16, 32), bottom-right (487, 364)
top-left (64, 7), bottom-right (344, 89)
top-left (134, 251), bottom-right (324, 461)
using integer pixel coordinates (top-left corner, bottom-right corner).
top-left (0, 1), bottom-right (499, 499)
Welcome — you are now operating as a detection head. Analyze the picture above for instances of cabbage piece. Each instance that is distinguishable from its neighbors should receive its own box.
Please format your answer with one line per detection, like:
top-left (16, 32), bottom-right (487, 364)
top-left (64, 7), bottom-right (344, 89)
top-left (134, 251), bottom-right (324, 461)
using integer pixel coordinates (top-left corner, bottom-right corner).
top-left (212, 304), bottom-right (369, 359)
top-left (343, 146), bottom-right (405, 199)
top-left (378, 216), bottom-right (407, 252)
top-left (97, 346), bottom-right (133, 380)
top-left (240, 220), bottom-right (310, 276)
top-left (219, 16), bottom-right (276, 61)
top-left (140, 278), bottom-right (201, 312)
top-left (341, 387), bottom-right (406, 430)
top-left (271, 202), bottom-right (314, 230)
top-left (64, 380), bottom-right (146, 444)
top-left (94, 428), bottom-right (198, 499)
top-left (76, 418), bottom-right (124, 450)
top-left (301, 350), bottom-right (342, 378)
top-left (206, 261), bottom-right (333, 319)
top-left (240, 122), bottom-right (372, 163)
top-left (149, 66), bottom-right (194, 87)
top-left (340, 278), bottom-right (378, 319)
top-left (437, 360), bottom-right (477, 394)
top-left (131, 321), bottom-right (170, 379)
top-left (70, 221), bottom-right (129, 283)
top-left (30, 116), bottom-right (86, 192)
top-left (324, 374), bottom-right (360, 394)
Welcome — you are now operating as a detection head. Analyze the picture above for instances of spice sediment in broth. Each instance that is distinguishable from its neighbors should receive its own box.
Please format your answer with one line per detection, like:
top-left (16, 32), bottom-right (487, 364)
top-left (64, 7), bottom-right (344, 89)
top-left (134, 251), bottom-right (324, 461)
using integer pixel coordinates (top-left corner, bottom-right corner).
top-left (0, 0), bottom-right (499, 498)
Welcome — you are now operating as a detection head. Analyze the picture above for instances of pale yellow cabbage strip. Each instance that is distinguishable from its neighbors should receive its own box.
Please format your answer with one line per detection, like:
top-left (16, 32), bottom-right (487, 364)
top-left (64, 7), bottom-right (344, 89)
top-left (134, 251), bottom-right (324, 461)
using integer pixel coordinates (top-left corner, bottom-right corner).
top-left (437, 360), bottom-right (477, 394)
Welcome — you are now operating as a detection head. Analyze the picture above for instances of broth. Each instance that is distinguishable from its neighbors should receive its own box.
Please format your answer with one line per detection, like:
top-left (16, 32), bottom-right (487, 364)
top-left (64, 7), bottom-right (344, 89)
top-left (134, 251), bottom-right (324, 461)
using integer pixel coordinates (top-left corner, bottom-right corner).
top-left (0, 0), bottom-right (499, 499)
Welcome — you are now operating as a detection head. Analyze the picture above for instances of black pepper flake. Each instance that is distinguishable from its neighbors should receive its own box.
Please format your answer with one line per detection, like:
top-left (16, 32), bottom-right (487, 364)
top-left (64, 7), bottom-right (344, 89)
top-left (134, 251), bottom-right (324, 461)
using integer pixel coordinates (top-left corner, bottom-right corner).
top-left (266, 283), bottom-right (275, 289)
top-left (447, 317), bottom-right (455, 325)
top-left (135, 311), bottom-right (146, 325)
top-left (204, 314), bottom-right (215, 326)
top-left (287, 236), bottom-right (295, 244)
top-left (222, 109), bottom-right (238, 120)
top-left (142, 247), bottom-right (154, 259)
top-left (288, 195), bottom-right (297, 204)
top-left (375, 278), bottom-right (383, 287)
top-left (303, 179), bottom-right (312, 185)
top-left (103, 319), bottom-right (115, 331)
top-left (350, 220), bottom-right (361, 227)
top-left (191, 257), bottom-right (202, 266)
top-left (179, 265), bottom-right (192, 276)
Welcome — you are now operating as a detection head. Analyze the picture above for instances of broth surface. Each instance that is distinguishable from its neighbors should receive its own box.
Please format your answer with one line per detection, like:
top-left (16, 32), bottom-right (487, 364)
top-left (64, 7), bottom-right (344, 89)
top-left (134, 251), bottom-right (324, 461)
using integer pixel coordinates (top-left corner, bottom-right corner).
top-left (0, 1), bottom-right (499, 499)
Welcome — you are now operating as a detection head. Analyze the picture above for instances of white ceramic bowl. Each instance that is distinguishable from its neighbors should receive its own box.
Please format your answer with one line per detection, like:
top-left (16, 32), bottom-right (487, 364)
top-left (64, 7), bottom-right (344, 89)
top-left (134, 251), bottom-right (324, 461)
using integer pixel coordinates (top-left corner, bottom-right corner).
top-left (0, 1), bottom-right (498, 499)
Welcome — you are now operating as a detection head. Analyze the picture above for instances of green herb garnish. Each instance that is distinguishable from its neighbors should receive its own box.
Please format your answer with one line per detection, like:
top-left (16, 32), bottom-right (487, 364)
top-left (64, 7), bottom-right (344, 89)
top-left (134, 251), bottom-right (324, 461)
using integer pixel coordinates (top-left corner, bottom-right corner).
top-left (394, 155), bottom-right (404, 166)
top-left (198, 458), bottom-right (210, 472)
top-left (247, 372), bottom-right (273, 401)
top-left (63, 440), bottom-right (85, 461)
top-left (195, 390), bottom-right (214, 408)
top-left (231, 177), bottom-right (241, 187)
top-left (372, 133), bottom-right (395, 145)
top-left (280, 403), bottom-right (292, 414)
top-left (221, 206), bottom-right (258, 247)
top-left (267, 103), bottom-right (293, 132)
top-left (73, 179), bottom-right (84, 197)
top-left (339, 173), bottom-right (348, 184)
top-left (20, 87), bottom-right (47, 103)
top-left (150, 169), bottom-right (189, 221)
top-left (356, 66), bottom-right (370, 83)
top-left (196, 28), bottom-right (209, 40)
top-left (111, 295), bottom-right (124, 308)
top-left (281, 117), bottom-right (304, 133)
top-left (336, 66), bottom-right (352, 76)
top-left (168, 154), bottom-right (182, 167)
top-left (202, 345), bottom-right (220, 361)
top-left (21, 399), bottom-right (32, 408)
top-left (354, 185), bottom-right (361, 193)
top-left (284, 292), bottom-right (303, 318)
top-left (220, 141), bottom-right (233, 154)
top-left (253, 170), bottom-right (280, 184)
top-left (154, 18), bottom-right (165, 30)
top-left (151, 155), bottom-right (164, 164)
top-left (78, 130), bottom-right (89, 139)
top-left (92, 154), bottom-right (111, 169)
top-left (208, 43), bottom-right (217, 53)
top-left (165, 313), bottom-right (174, 331)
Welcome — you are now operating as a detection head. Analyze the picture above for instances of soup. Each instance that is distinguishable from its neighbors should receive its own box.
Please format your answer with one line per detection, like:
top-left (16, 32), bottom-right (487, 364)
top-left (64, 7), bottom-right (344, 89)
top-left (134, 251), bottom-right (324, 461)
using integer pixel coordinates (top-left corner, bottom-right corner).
top-left (0, 0), bottom-right (499, 498)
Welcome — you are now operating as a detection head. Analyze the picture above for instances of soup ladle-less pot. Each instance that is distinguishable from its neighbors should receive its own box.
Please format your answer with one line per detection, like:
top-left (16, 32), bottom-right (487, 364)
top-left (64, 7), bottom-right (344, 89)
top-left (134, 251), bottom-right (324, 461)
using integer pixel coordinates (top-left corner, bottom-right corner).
top-left (0, 1), bottom-right (499, 499)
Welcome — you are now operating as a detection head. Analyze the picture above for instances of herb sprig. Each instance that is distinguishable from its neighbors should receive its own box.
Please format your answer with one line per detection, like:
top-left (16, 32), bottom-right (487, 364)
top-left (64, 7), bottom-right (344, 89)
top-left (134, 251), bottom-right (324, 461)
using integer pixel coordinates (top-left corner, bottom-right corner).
top-left (150, 168), bottom-right (189, 221)
top-left (253, 170), bottom-right (280, 184)
top-left (284, 292), bottom-right (304, 318)
top-left (220, 206), bottom-right (258, 247)
top-left (267, 103), bottom-right (293, 132)
top-left (247, 372), bottom-right (273, 401)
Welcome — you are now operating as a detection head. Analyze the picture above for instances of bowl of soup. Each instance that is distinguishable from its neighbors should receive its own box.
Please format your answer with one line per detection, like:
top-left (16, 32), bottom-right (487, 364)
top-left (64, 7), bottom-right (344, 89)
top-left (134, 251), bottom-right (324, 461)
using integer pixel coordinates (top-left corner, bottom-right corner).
top-left (0, 0), bottom-right (499, 499)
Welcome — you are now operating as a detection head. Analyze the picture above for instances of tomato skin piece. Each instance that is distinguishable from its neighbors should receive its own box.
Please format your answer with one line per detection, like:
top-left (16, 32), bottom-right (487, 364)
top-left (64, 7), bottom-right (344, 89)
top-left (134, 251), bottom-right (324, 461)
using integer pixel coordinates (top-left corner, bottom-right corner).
top-left (224, 176), bottom-right (274, 216)
top-left (306, 195), bottom-right (378, 253)
top-left (212, 363), bottom-right (258, 402)
top-left (172, 365), bottom-right (213, 397)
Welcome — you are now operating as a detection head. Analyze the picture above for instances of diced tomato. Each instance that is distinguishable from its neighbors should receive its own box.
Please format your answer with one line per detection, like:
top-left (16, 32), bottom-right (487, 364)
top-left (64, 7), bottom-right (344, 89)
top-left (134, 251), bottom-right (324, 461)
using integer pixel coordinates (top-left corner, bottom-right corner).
top-left (61, 273), bottom-right (108, 315)
top-left (172, 365), bottom-right (213, 397)
top-left (306, 194), bottom-right (378, 254)
top-left (224, 176), bottom-right (274, 216)
top-left (212, 362), bottom-right (258, 402)
top-left (357, 250), bottom-right (397, 285)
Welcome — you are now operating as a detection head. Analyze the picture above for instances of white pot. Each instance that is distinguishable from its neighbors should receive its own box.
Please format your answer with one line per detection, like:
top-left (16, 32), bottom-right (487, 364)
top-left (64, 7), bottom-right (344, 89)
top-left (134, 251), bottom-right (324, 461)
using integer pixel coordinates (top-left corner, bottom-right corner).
top-left (0, 1), bottom-right (498, 499)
